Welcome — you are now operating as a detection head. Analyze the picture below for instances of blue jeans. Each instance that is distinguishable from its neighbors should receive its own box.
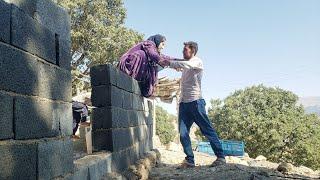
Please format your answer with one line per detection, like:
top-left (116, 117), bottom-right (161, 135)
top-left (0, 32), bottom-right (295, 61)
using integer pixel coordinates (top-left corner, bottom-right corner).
top-left (179, 99), bottom-right (225, 164)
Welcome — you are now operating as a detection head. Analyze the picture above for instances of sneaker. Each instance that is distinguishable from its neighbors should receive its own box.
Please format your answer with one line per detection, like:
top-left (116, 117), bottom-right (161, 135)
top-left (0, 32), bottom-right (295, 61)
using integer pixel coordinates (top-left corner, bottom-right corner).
top-left (210, 158), bottom-right (226, 167)
top-left (177, 159), bottom-right (195, 169)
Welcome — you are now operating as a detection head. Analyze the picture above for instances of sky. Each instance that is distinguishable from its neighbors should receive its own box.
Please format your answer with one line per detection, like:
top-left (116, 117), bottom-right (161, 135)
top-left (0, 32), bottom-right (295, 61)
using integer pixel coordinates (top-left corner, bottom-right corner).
top-left (123, 0), bottom-right (320, 114)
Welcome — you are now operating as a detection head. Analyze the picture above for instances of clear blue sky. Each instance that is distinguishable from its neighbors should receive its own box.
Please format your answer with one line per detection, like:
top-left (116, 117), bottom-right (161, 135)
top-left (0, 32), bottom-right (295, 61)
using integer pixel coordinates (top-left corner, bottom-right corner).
top-left (123, 0), bottom-right (320, 114)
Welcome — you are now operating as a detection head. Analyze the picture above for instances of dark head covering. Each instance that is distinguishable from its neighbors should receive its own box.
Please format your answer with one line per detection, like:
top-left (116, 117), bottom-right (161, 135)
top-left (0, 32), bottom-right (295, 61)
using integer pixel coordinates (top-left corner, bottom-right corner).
top-left (147, 34), bottom-right (166, 47)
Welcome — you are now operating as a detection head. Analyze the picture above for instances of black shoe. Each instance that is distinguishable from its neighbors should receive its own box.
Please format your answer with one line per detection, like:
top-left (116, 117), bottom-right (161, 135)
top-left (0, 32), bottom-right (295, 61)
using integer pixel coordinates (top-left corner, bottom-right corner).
top-left (210, 158), bottom-right (226, 167)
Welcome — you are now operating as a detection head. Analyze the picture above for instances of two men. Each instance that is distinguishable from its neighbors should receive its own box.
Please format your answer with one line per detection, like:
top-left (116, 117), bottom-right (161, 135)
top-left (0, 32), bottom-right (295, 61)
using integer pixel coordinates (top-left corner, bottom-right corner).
top-left (163, 42), bottom-right (226, 167)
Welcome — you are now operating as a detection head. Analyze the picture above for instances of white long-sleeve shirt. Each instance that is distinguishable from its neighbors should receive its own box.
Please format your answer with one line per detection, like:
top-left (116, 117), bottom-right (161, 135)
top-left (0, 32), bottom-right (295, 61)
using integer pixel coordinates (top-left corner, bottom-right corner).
top-left (169, 56), bottom-right (204, 103)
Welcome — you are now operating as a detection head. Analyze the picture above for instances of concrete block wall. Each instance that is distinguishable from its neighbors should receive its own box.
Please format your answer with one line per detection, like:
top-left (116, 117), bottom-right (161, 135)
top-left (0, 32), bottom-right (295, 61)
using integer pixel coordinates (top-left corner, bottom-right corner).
top-left (0, 0), bottom-right (73, 179)
top-left (91, 64), bottom-right (154, 172)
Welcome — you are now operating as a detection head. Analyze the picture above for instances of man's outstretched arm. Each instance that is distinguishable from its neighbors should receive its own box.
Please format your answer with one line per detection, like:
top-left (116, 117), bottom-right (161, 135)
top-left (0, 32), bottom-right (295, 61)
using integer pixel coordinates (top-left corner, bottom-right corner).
top-left (169, 58), bottom-right (203, 70)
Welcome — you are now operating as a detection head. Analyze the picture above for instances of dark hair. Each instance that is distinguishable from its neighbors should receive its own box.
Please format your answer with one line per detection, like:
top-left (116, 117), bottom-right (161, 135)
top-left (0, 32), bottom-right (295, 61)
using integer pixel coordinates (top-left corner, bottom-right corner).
top-left (147, 34), bottom-right (166, 47)
top-left (184, 41), bottom-right (198, 55)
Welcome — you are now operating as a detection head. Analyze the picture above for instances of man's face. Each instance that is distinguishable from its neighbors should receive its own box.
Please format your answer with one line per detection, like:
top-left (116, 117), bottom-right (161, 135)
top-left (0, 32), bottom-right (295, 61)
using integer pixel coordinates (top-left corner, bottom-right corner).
top-left (183, 45), bottom-right (194, 60)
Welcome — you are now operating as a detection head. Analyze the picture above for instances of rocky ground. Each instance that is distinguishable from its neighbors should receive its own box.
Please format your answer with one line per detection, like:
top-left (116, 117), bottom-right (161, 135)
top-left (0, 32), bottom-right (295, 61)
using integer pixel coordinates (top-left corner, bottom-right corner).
top-left (148, 148), bottom-right (320, 180)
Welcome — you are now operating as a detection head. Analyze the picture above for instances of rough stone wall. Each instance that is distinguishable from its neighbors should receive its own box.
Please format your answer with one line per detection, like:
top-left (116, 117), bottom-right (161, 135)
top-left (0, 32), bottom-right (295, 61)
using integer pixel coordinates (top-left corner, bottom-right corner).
top-left (91, 64), bottom-right (154, 172)
top-left (0, 0), bottom-right (73, 179)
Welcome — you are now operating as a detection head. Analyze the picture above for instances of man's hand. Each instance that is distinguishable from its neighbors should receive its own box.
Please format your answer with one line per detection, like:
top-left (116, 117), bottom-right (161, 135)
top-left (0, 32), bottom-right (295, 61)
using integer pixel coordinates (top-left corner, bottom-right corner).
top-left (159, 60), bottom-right (170, 67)
top-left (175, 68), bottom-right (183, 72)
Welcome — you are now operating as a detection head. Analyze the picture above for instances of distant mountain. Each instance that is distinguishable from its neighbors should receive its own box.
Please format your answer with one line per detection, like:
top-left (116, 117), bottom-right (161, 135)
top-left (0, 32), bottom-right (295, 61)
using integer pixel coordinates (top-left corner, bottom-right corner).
top-left (298, 97), bottom-right (320, 115)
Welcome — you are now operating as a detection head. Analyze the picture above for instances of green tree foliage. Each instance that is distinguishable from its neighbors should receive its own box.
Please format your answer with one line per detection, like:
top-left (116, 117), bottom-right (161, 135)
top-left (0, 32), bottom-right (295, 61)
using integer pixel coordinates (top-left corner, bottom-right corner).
top-left (205, 85), bottom-right (320, 169)
top-left (56, 0), bottom-right (144, 95)
top-left (155, 106), bottom-right (177, 145)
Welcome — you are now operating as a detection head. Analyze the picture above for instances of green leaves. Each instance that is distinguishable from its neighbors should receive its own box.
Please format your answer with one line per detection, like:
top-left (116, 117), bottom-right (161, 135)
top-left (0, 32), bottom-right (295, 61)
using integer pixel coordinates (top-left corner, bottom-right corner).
top-left (206, 84), bottom-right (320, 169)
top-left (155, 106), bottom-right (177, 145)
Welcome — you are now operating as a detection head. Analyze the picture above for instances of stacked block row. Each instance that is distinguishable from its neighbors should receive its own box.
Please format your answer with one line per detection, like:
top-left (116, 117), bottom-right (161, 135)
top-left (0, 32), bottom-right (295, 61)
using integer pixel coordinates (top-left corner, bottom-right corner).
top-left (0, 0), bottom-right (73, 179)
top-left (90, 64), bottom-right (154, 172)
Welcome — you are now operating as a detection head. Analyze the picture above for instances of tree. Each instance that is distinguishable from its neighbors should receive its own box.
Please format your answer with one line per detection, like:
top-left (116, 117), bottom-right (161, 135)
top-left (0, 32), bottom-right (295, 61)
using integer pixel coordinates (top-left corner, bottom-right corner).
top-left (206, 85), bottom-right (320, 169)
top-left (56, 0), bottom-right (144, 95)
top-left (155, 106), bottom-right (177, 145)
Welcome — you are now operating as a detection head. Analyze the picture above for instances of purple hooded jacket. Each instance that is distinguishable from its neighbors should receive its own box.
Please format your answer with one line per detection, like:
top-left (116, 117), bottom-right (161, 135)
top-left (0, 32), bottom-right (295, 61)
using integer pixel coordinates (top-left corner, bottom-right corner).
top-left (118, 40), bottom-right (175, 97)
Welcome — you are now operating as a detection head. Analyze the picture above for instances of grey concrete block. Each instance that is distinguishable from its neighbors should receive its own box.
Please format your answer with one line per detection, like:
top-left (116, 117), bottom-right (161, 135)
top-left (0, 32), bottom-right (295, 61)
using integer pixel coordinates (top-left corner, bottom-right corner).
top-left (117, 108), bottom-right (129, 128)
top-left (92, 130), bottom-right (113, 151)
top-left (137, 111), bottom-right (147, 125)
top-left (92, 107), bottom-right (113, 130)
top-left (4, 0), bottom-right (37, 17)
top-left (91, 85), bottom-right (123, 108)
top-left (38, 63), bottom-right (72, 101)
top-left (128, 110), bottom-right (139, 127)
top-left (113, 129), bottom-right (132, 151)
top-left (53, 102), bottom-right (73, 136)
top-left (117, 71), bottom-right (133, 92)
top-left (111, 150), bottom-right (131, 172)
top-left (34, 0), bottom-right (71, 42)
top-left (132, 94), bottom-right (144, 111)
top-left (4, 0), bottom-right (71, 42)
top-left (0, 0), bottom-right (10, 43)
top-left (122, 91), bottom-right (133, 110)
top-left (132, 79), bottom-right (141, 95)
top-left (11, 6), bottom-right (57, 64)
top-left (14, 96), bottom-right (60, 139)
top-left (0, 141), bottom-right (38, 180)
top-left (0, 92), bottom-right (13, 140)
top-left (74, 153), bottom-right (112, 180)
top-left (0, 42), bottom-right (41, 96)
top-left (92, 107), bottom-right (129, 130)
top-left (0, 41), bottom-right (71, 101)
top-left (38, 138), bottom-right (74, 179)
top-left (91, 64), bottom-right (119, 86)
top-left (58, 38), bottom-right (71, 70)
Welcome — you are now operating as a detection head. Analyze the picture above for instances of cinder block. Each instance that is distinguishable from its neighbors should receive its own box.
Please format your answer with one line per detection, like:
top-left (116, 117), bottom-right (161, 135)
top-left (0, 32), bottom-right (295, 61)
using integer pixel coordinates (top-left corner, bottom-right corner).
top-left (91, 64), bottom-right (119, 86)
top-left (0, 0), bottom-right (10, 43)
top-left (38, 62), bottom-right (72, 101)
top-left (14, 96), bottom-right (59, 139)
top-left (11, 6), bottom-right (57, 64)
top-left (53, 102), bottom-right (73, 136)
top-left (0, 43), bottom-right (41, 96)
top-left (34, 0), bottom-right (71, 42)
top-left (0, 92), bottom-right (13, 140)
top-left (112, 129), bottom-right (133, 151)
top-left (38, 138), bottom-right (74, 179)
top-left (111, 150), bottom-right (131, 172)
top-left (0, 141), bottom-right (38, 180)
top-left (132, 94), bottom-right (144, 111)
top-left (58, 38), bottom-right (71, 70)
top-left (117, 71), bottom-right (133, 92)
top-left (117, 108), bottom-right (129, 128)
top-left (128, 110), bottom-right (139, 127)
top-left (92, 107), bottom-right (130, 130)
top-left (132, 79), bottom-right (141, 95)
top-left (137, 111), bottom-right (147, 125)
top-left (0, 41), bottom-right (71, 101)
top-left (92, 107), bottom-right (113, 130)
top-left (122, 91), bottom-right (133, 110)
top-left (92, 130), bottom-right (113, 151)
top-left (4, 0), bottom-right (37, 17)
top-left (4, 0), bottom-right (71, 42)
top-left (91, 85), bottom-right (123, 108)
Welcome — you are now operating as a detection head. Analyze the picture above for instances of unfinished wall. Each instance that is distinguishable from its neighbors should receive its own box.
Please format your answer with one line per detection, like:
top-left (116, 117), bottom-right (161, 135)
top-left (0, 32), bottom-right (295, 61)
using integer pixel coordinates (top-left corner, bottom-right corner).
top-left (91, 64), bottom-right (154, 172)
top-left (0, 0), bottom-right (73, 179)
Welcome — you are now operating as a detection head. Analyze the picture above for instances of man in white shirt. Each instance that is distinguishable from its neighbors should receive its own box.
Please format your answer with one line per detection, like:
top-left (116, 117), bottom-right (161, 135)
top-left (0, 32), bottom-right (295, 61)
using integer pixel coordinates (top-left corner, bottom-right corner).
top-left (166, 41), bottom-right (226, 167)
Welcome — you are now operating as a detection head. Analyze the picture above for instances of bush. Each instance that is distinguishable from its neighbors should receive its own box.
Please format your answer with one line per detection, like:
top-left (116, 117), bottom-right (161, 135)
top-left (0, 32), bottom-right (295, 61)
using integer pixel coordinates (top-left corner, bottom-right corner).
top-left (207, 85), bottom-right (320, 169)
top-left (155, 106), bottom-right (176, 145)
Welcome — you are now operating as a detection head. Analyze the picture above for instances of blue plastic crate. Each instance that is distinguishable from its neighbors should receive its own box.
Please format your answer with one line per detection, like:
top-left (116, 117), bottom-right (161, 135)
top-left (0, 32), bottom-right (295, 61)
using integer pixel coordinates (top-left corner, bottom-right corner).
top-left (197, 140), bottom-right (245, 156)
